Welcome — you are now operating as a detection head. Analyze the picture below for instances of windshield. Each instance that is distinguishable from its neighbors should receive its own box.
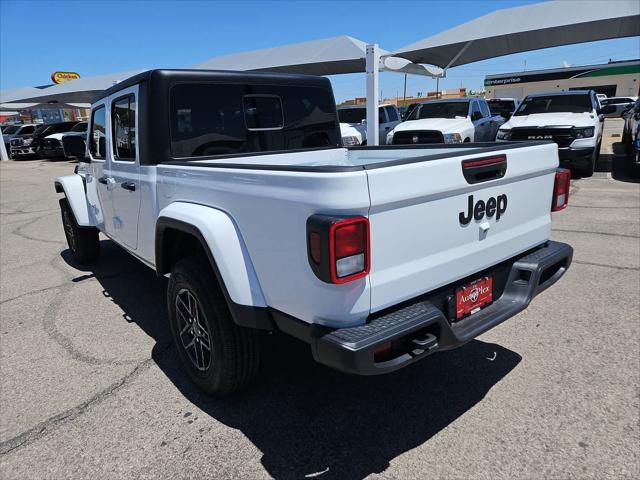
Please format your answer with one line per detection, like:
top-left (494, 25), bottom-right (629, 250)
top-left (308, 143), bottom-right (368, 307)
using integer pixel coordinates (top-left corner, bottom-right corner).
top-left (407, 102), bottom-right (469, 120)
top-left (71, 122), bottom-right (88, 132)
top-left (34, 125), bottom-right (51, 135)
top-left (2, 125), bottom-right (19, 134)
top-left (515, 95), bottom-right (592, 115)
top-left (488, 100), bottom-right (515, 111)
top-left (337, 108), bottom-right (366, 124)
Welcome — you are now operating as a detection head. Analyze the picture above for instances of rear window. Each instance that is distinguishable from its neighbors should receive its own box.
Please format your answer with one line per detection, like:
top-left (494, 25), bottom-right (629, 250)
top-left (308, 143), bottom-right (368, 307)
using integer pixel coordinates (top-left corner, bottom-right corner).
top-left (170, 83), bottom-right (339, 158)
top-left (515, 95), bottom-right (592, 115)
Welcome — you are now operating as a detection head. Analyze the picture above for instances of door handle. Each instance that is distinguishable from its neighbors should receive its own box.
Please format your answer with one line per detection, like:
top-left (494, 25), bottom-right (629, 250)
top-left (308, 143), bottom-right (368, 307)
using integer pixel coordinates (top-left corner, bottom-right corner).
top-left (121, 181), bottom-right (136, 191)
top-left (98, 176), bottom-right (109, 185)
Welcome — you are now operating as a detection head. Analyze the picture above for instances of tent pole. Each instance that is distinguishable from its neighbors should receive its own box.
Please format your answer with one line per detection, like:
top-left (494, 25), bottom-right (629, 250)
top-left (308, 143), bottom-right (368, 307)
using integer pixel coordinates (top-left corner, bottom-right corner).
top-left (366, 44), bottom-right (380, 146)
top-left (403, 74), bottom-right (407, 108)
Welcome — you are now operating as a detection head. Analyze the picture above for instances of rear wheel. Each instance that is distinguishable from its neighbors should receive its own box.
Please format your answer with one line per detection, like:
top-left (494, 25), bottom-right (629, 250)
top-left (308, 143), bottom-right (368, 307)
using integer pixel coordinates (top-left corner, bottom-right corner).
top-left (167, 254), bottom-right (261, 397)
top-left (59, 198), bottom-right (100, 264)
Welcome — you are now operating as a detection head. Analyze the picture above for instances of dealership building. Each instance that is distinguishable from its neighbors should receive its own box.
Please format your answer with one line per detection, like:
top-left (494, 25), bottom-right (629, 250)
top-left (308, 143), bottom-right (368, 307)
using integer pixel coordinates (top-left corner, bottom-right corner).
top-left (485, 59), bottom-right (639, 100)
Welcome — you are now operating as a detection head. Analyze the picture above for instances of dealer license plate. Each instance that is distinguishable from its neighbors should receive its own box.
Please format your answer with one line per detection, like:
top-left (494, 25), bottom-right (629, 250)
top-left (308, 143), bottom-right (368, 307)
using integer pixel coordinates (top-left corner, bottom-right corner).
top-left (456, 276), bottom-right (493, 320)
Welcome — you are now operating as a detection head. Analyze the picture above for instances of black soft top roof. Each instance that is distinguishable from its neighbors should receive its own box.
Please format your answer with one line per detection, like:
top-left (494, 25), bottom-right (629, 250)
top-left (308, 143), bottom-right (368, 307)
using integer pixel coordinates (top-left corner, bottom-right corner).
top-left (95, 68), bottom-right (333, 102)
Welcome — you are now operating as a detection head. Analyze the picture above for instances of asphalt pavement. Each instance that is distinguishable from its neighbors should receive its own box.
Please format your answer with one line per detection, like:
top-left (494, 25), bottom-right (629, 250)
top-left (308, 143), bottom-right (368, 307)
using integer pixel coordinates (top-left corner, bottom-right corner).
top-left (0, 127), bottom-right (638, 479)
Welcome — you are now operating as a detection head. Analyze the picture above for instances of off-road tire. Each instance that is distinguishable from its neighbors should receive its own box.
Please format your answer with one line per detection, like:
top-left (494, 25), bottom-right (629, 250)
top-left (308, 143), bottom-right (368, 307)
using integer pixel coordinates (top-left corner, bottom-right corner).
top-left (577, 141), bottom-right (600, 178)
top-left (59, 198), bottom-right (100, 264)
top-left (167, 254), bottom-right (261, 397)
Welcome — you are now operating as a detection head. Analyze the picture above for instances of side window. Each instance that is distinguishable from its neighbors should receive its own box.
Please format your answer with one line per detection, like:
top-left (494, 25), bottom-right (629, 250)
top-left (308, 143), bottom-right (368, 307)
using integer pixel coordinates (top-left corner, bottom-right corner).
top-left (378, 108), bottom-right (386, 124)
top-left (470, 101), bottom-right (482, 119)
top-left (479, 101), bottom-right (491, 118)
top-left (385, 106), bottom-right (399, 122)
top-left (90, 106), bottom-right (106, 159)
top-left (111, 95), bottom-right (136, 160)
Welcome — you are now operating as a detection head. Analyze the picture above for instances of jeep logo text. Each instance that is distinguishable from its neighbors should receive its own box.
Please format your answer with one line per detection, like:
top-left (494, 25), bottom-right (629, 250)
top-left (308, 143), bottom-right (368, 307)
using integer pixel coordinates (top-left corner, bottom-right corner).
top-left (459, 194), bottom-right (507, 225)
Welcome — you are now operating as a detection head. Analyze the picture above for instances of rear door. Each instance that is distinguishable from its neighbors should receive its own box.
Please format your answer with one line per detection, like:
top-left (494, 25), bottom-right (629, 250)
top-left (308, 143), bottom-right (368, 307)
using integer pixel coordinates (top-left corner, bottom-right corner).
top-left (108, 86), bottom-right (141, 250)
top-left (363, 142), bottom-right (559, 312)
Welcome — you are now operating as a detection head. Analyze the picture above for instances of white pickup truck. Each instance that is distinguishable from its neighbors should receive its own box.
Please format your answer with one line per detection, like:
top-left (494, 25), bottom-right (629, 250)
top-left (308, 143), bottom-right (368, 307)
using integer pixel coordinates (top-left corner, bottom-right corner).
top-left (55, 69), bottom-right (573, 396)
top-left (387, 98), bottom-right (504, 145)
top-left (338, 104), bottom-right (401, 145)
top-left (497, 90), bottom-right (613, 177)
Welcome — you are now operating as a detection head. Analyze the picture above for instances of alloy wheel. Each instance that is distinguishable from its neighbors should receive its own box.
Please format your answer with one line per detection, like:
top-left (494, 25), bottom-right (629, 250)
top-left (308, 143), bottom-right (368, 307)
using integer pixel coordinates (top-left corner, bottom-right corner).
top-left (175, 288), bottom-right (212, 372)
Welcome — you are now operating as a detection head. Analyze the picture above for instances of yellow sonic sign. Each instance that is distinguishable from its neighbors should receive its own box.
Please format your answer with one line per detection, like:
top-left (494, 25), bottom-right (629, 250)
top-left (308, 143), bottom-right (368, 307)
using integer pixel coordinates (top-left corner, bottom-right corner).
top-left (51, 72), bottom-right (81, 84)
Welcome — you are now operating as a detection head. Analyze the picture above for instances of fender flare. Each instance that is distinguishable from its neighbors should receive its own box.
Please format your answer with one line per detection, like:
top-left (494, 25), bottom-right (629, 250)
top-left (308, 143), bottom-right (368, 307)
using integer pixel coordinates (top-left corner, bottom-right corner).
top-left (54, 175), bottom-right (94, 227)
top-left (155, 202), bottom-right (272, 330)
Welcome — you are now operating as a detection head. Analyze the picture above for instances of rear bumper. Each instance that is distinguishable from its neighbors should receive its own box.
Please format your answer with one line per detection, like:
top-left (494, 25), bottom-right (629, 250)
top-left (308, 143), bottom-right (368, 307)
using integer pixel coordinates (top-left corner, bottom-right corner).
top-left (273, 241), bottom-right (572, 375)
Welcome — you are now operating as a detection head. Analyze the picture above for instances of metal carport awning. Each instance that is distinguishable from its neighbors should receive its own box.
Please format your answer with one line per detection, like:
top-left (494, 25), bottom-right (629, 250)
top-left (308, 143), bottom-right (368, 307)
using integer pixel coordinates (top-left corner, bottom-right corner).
top-left (0, 69), bottom-right (146, 106)
top-left (193, 35), bottom-right (442, 146)
top-left (392, 0), bottom-right (640, 72)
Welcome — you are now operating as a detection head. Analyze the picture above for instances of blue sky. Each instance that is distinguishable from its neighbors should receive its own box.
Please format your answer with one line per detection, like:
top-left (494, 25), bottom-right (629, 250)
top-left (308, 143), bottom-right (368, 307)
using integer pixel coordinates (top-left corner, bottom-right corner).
top-left (1, 0), bottom-right (639, 102)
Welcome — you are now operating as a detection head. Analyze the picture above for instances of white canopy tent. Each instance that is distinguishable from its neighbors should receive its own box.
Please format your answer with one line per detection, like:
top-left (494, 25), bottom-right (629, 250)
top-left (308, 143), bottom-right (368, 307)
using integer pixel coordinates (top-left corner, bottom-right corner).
top-left (0, 69), bottom-right (145, 105)
top-left (393, 0), bottom-right (640, 72)
top-left (0, 86), bottom-right (52, 104)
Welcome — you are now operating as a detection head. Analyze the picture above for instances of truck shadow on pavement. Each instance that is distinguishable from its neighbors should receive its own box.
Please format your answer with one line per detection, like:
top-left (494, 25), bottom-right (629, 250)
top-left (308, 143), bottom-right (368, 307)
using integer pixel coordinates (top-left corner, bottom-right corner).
top-left (588, 141), bottom-right (639, 183)
top-left (62, 241), bottom-right (522, 480)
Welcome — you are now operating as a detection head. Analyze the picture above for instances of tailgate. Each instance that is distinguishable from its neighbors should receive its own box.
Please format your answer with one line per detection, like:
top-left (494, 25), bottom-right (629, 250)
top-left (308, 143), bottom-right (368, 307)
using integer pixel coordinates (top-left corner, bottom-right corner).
top-left (364, 143), bottom-right (558, 313)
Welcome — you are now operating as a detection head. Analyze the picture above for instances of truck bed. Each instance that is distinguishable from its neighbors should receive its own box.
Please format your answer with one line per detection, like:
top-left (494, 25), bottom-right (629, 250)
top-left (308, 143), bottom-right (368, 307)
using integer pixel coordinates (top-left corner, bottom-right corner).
top-left (155, 141), bottom-right (558, 326)
top-left (166, 141), bottom-right (545, 170)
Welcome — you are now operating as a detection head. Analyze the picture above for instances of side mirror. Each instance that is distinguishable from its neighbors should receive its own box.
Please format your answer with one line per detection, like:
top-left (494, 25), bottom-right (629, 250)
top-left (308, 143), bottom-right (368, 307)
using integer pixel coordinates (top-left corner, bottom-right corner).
top-left (471, 111), bottom-right (483, 121)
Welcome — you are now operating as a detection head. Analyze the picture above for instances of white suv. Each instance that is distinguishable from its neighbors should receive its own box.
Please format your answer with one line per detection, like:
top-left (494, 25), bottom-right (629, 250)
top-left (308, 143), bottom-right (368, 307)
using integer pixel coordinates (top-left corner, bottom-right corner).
top-left (497, 90), bottom-right (610, 177)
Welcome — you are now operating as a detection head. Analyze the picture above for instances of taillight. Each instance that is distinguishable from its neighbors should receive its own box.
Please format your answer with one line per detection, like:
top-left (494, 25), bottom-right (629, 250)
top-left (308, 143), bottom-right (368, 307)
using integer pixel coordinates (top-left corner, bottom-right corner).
top-left (552, 168), bottom-right (571, 212)
top-left (307, 215), bottom-right (370, 284)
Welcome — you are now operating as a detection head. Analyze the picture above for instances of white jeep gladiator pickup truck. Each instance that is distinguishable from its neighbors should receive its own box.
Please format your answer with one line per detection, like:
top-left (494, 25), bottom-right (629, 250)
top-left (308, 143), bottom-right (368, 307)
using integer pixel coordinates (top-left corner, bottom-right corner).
top-left (55, 69), bottom-right (573, 396)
